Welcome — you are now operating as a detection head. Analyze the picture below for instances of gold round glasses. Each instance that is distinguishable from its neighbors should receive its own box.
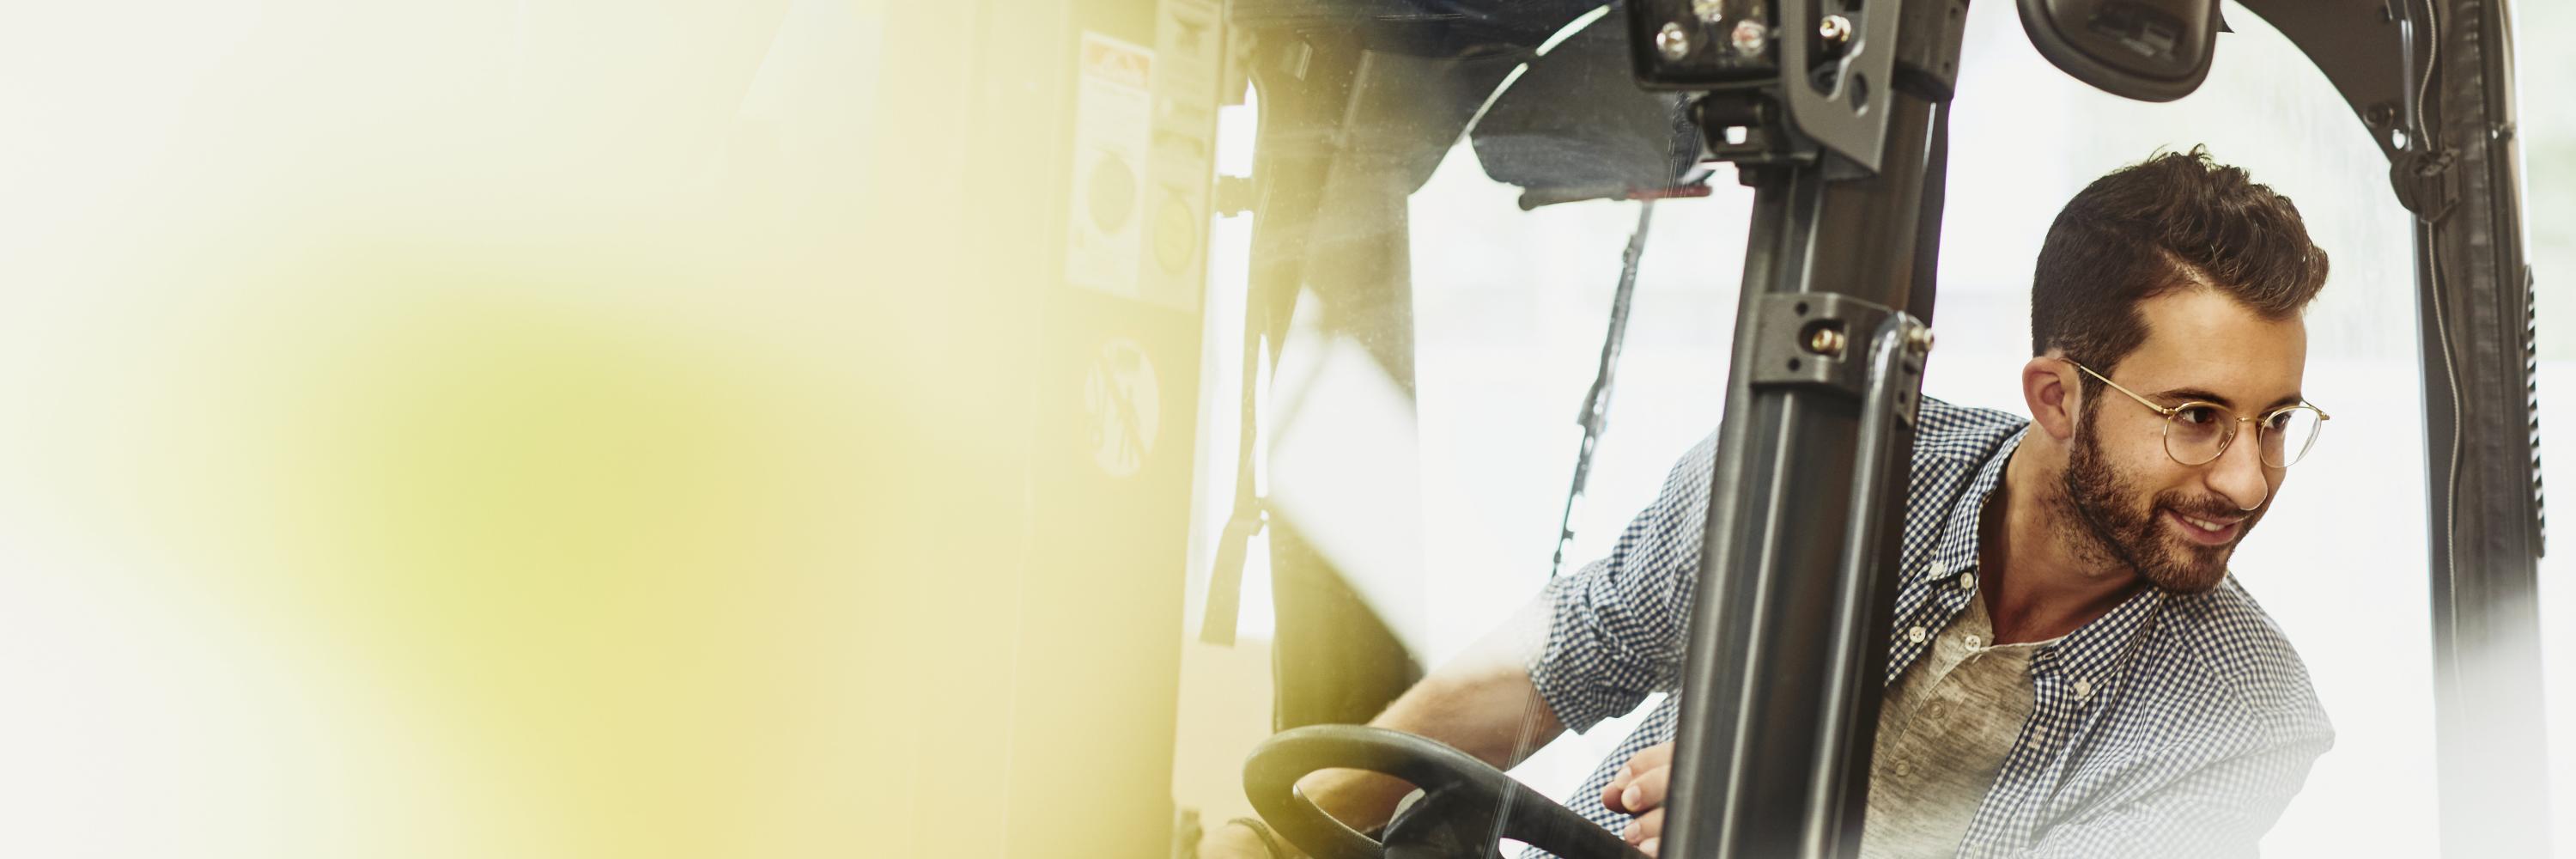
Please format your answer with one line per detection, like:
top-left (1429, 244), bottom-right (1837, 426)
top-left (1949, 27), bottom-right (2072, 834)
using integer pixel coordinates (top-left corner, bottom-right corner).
top-left (2069, 361), bottom-right (2331, 468)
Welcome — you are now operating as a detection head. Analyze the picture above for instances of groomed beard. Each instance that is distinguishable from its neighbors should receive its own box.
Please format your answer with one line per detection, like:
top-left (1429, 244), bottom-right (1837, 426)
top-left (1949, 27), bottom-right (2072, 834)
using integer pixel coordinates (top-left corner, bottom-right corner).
top-left (2054, 401), bottom-right (2262, 594)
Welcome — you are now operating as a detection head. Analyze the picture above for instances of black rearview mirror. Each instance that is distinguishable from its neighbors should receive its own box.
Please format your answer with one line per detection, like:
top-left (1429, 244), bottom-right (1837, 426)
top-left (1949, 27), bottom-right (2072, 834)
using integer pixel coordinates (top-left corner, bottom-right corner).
top-left (2017, 0), bottom-right (2227, 102)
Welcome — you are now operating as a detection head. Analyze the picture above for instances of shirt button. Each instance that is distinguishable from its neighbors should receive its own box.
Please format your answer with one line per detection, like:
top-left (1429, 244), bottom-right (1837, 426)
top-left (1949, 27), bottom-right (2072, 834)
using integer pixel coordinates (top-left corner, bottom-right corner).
top-left (1893, 759), bottom-right (1913, 777)
top-left (2073, 679), bottom-right (2093, 700)
top-left (1957, 571), bottom-right (1977, 592)
top-left (1907, 625), bottom-right (1929, 643)
top-left (1964, 634), bottom-right (1982, 648)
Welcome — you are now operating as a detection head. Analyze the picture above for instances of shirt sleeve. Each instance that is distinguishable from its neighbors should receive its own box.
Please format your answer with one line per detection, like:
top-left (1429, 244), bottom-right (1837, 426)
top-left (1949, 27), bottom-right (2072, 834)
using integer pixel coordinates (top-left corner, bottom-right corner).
top-left (2016, 730), bottom-right (2331, 859)
top-left (1527, 431), bottom-right (1716, 734)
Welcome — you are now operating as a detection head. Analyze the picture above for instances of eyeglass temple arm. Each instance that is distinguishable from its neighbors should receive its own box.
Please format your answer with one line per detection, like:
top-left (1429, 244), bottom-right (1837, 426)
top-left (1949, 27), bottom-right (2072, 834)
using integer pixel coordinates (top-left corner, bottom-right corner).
top-left (2069, 361), bottom-right (2175, 416)
top-left (2076, 360), bottom-right (2336, 423)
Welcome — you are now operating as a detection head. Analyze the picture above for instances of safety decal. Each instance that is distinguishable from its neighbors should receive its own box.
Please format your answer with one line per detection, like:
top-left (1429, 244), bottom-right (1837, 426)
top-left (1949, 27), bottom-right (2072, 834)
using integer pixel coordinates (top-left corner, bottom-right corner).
top-left (1066, 33), bottom-right (1155, 298)
top-left (1084, 337), bottom-right (1161, 478)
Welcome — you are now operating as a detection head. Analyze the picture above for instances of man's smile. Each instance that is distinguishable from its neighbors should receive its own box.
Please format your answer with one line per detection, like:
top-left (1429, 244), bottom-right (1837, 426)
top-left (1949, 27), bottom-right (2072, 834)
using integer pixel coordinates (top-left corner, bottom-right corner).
top-left (2165, 508), bottom-right (2244, 545)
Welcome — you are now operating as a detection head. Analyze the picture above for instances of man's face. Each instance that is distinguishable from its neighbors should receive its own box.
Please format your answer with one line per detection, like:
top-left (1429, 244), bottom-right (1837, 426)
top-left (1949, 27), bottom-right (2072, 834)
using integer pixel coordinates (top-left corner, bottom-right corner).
top-left (2057, 288), bottom-right (2309, 594)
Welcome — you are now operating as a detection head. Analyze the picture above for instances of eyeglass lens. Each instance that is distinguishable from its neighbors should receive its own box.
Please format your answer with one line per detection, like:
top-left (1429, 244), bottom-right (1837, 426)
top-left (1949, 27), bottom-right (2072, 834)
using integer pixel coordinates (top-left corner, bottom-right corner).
top-left (2163, 406), bottom-right (2324, 468)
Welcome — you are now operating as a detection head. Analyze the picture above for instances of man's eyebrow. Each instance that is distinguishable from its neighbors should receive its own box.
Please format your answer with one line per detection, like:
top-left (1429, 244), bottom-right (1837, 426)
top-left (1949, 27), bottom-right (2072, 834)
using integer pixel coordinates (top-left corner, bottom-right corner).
top-left (2148, 388), bottom-right (2307, 411)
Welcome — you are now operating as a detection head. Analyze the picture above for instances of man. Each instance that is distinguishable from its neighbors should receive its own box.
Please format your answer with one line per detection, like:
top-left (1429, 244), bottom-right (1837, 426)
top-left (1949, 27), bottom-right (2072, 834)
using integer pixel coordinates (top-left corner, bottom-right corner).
top-left (1206, 147), bottom-right (2336, 858)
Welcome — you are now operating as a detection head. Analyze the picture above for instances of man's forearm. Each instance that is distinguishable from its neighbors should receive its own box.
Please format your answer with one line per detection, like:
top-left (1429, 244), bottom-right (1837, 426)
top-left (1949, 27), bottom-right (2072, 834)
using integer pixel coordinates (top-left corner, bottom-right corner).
top-left (1376, 657), bottom-right (1567, 765)
top-left (1295, 598), bottom-right (1564, 832)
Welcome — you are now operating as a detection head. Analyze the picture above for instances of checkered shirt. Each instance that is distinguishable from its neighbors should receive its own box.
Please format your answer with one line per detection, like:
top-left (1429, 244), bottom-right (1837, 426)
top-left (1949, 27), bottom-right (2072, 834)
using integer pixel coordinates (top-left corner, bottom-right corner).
top-left (1526, 398), bottom-right (2335, 857)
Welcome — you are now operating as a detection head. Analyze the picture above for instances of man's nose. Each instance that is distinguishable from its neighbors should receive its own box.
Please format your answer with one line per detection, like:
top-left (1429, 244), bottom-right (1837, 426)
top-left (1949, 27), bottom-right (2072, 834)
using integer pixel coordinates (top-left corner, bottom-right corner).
top-left (2207, 425), bottom-right (2272, 511)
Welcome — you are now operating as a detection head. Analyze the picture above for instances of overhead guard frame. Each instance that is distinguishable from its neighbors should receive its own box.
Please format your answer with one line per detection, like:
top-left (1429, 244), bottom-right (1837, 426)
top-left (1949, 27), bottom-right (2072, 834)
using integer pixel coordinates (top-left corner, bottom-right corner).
top-left (1639, 0), bottom-right (2551, 856)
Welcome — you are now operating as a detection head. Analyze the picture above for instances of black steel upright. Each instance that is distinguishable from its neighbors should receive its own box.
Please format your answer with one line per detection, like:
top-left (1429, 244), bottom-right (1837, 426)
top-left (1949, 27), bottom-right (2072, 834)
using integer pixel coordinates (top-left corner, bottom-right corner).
top-left (2242, 0), bottom-right (2555, 853)
top-left (1658, 102), bottom-right (1945, 859)
top-left (1627, 0), bottom-right (1970, 855)
top-left (2409, 1), bottom-right (2554, 855)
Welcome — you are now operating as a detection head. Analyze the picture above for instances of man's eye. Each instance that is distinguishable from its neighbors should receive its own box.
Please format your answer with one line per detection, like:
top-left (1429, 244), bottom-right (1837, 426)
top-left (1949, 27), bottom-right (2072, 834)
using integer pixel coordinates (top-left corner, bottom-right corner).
top-left (2174, 405), bottom-right (2223, 425)
top-left (2264, 411), bottom-right (2294, 430)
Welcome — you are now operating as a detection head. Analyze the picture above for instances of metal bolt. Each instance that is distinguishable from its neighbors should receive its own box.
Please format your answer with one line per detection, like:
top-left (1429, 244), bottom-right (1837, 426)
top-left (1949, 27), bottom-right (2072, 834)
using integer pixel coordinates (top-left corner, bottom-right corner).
top-left (1906, 326), bottom-right (1935, 355)
top-left (1808, 326), bottom-right (1847, 357)
top-left (1692, 0), bottom-right (1727, 23)
top-left (1731, 19), bottom-right (1768, 56)
top-left (1819, 14), bottom-right (1853, 46)
top-left (1656, 22), bottom-right (1693, 60)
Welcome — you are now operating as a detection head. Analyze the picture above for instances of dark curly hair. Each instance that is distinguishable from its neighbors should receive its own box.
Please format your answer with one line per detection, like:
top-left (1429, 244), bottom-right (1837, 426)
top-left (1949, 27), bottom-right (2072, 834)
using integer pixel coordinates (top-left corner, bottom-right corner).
top-left (2029, 146), bottom-right (2330, 392)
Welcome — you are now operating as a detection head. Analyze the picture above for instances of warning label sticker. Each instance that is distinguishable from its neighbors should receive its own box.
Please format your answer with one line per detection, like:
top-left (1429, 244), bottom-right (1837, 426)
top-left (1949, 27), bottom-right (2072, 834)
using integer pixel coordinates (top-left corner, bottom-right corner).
top-left (1066, 33), bottom-right (1154, 298)
top-left (1084, 338), bottom-right (1161, 478)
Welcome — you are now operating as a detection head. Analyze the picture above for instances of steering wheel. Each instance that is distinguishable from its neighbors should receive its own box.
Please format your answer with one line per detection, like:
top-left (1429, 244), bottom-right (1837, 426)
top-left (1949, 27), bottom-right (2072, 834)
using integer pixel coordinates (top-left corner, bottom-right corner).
top-left (1242, 725), bottom-right (1652, 859)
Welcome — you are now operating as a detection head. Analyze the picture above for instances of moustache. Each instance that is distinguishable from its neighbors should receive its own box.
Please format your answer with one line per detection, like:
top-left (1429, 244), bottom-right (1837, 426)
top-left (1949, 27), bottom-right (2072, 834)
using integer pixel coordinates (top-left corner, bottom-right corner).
top-left (2157, 492), bottom-right (2256, 522)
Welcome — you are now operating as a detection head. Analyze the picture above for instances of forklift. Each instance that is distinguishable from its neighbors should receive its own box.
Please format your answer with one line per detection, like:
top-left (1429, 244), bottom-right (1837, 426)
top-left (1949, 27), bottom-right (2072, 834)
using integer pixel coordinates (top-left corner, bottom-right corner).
top-left (867, 0), bottom-right (2550, 856)
top-left (1216, 0), bottom-right (2549, 856)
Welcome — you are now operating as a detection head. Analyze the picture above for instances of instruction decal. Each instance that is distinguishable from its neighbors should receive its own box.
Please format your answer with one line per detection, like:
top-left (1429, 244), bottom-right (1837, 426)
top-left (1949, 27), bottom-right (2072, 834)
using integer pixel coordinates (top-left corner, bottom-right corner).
top-left (1066, 33), bottom-right (1155, 298)
top-left (1084, 338), bottom-right (1161, 478)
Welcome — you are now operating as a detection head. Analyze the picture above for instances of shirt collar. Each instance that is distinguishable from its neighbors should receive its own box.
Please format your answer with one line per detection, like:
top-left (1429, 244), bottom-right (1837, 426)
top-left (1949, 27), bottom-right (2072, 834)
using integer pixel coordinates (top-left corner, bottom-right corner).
top-left (1922, 423), bottom-right (2027, 585)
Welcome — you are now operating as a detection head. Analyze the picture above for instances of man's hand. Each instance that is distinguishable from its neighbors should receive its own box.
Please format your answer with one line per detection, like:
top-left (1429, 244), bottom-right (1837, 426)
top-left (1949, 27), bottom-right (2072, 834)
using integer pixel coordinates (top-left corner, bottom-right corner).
top-left (1601, 741), bottom-right (1674, 856)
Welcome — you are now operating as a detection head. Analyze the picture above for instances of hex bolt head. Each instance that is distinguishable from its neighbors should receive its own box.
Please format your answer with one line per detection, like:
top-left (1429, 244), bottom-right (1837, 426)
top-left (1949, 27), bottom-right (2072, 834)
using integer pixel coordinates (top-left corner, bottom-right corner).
top-left (1819, 14), bottom-right (1853, 46)
top-left (1731, 19), bottom-right (1768, 56)
top-left (1656, 22), bottom-right (1693, 60)
top-left (1906, 326), bottom-right (1935, 355)
top-left (1808, 326), bottom-right (1848, 357)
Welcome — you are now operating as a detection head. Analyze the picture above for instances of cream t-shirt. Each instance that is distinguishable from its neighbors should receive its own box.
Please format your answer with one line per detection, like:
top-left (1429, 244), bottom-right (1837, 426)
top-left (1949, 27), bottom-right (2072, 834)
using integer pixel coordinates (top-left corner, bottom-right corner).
top-left (1857, 593), bottom-right (2060, 859)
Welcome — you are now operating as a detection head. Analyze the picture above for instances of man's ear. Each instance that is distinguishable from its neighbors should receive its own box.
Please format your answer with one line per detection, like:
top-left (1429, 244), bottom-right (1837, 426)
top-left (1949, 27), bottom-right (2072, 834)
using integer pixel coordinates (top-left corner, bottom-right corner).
top-left (2024, 356), bottom-right (2079, 442)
